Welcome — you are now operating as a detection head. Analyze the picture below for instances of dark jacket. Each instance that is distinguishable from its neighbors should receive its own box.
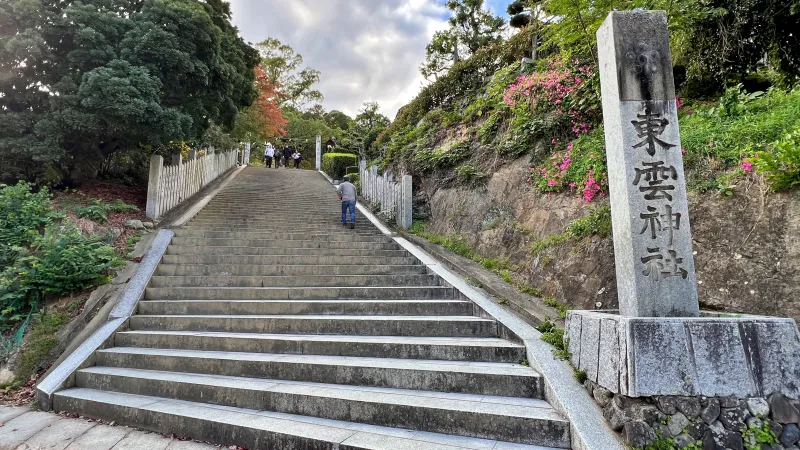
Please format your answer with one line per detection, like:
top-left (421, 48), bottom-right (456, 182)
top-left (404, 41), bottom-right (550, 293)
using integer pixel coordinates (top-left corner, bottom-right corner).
top-left (283, 148), bottom-right (292, 159)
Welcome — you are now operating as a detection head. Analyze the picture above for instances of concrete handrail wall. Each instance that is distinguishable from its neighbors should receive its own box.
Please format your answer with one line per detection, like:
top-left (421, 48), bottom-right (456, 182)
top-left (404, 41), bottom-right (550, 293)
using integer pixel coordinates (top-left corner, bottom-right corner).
top-left (146, 149), bottom-right (239, 219)
top-left (360, 165), bottom-right (412, 229)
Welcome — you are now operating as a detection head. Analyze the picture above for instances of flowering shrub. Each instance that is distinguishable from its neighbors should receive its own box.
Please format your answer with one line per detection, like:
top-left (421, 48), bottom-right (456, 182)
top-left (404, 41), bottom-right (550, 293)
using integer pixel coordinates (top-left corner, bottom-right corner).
top-left (503, 57), bottom-right (601, 143)
top-left (527, 129), bottom-right (609, 203)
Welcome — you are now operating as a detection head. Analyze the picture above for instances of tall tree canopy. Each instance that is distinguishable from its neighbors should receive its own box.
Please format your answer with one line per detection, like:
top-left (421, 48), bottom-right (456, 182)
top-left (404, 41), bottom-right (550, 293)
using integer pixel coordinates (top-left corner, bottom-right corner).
top-left (351, 102), bottom-right (390, 159)
top-left (231, 64), bottom-right (288, 143)
top-left (0, 0), bottom-right (259, 184)
top-left (256, 38), bottom-right (324, 109)
top-left (420, 0), bottom-right (505, 80)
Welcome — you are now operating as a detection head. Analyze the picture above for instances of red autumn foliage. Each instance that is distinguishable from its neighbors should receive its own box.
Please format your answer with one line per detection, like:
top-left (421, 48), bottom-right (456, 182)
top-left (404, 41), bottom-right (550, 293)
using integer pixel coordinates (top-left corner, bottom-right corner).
top-left (253, 65), bottom-right (288, 137)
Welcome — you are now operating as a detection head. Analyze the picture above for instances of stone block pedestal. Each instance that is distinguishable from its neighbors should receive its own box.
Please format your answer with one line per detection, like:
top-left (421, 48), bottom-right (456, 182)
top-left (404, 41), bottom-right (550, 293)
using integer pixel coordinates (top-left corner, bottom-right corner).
top-left (566, 310), bottom-right (800, 398)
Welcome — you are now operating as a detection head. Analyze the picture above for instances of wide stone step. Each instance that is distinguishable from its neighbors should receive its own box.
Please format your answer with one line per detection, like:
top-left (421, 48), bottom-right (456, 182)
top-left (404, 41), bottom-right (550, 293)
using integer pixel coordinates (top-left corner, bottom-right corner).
top-left (72, 368), bottom-right (570, 447)
top-left (187, 219), bottom-right (377, 227)
top-left (161, 254), bottom-right (420, 266)
top-left (144, 286), bottom-right (455, 300)
top-left (165, 246), bottom-right (409, 257)
top-left (156, 264), bottom-right (427, 277)
top-left (170, 237), bottom-right (399, 250)
top-left (114, 331), bottom-right (526, 363)
top-left (95, 348), bottom-right (540, 397)
top-left (172, 229), bottom-right (392, 242)
top-left (148, 274), bottom-right (441, 288)
top-left (52, 389), bottom-right (563, 450)
top-left (137, 299), bottom-right (472, 316)
top-left (129, 315), bottom-right (497, 337)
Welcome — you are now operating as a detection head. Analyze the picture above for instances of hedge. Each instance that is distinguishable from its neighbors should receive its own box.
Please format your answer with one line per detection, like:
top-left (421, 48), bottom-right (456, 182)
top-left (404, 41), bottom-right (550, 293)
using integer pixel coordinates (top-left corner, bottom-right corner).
top-left (322, 153), bottom-right (358, 179)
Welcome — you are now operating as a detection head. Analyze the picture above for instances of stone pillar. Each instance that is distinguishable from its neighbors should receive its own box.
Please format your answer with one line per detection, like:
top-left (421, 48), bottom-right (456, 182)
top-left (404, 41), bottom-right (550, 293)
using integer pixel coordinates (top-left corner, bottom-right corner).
top-left (564, 9), bottom-right (800, 401)
top-left (245, 142), bottom-right (251, 166)
top-left (146, 155), bottom-right (164, 219)
top-left (171, 153), bottom-right (182, 166)
top-left (188, 150), bottom-right (197, 161)
top-left (360, 158), bottom-right (367, 173)
top-left (401, 175), bottom-right (412, 229)
top-left (315, 135), bottom-right (322, 171)
top-left (598, 11), bottom-right (698, 318)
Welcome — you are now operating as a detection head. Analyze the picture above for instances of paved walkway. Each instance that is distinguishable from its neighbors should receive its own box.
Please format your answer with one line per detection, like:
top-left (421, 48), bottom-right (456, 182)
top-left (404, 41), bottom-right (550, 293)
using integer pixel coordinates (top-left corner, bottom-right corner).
top-left (0, 405), bottom-right (220, 450)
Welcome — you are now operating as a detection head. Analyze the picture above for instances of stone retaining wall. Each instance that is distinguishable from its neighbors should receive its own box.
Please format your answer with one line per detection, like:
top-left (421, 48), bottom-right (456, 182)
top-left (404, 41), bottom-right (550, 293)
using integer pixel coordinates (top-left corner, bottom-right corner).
top-left (585, 380), bottom-right (800, 449)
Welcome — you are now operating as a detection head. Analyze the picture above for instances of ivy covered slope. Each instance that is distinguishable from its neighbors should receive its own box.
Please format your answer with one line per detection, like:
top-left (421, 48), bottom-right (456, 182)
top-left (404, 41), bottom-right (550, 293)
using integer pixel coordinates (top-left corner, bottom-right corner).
top-left (376, 26), bottom-right (800, 320)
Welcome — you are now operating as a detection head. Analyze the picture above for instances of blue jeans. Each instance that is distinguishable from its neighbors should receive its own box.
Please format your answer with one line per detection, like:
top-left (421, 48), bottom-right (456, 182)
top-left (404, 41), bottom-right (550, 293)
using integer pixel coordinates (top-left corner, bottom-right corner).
top-left (341, 201), bottom-right (356, 224)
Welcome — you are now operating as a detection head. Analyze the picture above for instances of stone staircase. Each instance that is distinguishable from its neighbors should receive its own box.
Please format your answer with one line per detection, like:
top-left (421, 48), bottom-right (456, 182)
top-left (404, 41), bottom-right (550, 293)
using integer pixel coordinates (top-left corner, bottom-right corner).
top-left (52, 168), bottom-right (571, 449)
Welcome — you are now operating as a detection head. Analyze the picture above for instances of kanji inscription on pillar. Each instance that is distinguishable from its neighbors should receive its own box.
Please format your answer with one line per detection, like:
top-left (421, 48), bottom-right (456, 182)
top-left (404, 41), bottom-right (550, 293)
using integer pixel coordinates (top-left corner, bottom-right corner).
top-left (597, 11), bottom-right (699, 317)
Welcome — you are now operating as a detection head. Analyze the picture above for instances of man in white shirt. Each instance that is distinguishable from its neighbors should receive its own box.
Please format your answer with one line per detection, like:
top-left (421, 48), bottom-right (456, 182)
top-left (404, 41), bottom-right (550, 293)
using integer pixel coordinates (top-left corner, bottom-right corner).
top-left (264, 142), bottom-right (275, 168)
top-left (337, 176), bottom-right (357, 229)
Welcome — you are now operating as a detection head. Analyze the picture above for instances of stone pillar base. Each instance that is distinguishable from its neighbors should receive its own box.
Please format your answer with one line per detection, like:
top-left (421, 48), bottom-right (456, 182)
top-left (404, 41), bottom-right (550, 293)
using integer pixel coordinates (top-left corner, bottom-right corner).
top-left (565, 310), bottom-right (800, 398)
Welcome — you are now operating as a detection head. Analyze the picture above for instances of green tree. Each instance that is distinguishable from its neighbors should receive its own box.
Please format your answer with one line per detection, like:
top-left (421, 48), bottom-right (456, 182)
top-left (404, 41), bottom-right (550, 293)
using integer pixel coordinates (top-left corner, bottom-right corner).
top-left (674, 0), bottom-right (800, 90)
top-left (507, 1), bottom-right (546, 60)
top-left (0, 0), bottom-right (258, 184)
top-left (420, 0), bottom-right (505, 79)
top-left (324, 110), bottom-right (354, 131)
top-left (256, 37), bottom-right (324, 109)
top-left (351, 102), bottom-right (390, 159)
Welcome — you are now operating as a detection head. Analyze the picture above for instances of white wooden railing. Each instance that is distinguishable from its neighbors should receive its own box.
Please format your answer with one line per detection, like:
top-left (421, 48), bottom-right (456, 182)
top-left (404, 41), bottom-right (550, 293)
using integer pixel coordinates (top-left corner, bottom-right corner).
top-left (146, 149), bottom-right (239, 219)
top-left (360, 165), bottom-right (412, 229)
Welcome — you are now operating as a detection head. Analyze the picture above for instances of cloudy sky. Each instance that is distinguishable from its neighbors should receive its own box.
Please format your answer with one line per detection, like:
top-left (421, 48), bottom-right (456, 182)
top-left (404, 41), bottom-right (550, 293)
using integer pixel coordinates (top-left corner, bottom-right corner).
top-left (227, 0), bottom-right (509, 120)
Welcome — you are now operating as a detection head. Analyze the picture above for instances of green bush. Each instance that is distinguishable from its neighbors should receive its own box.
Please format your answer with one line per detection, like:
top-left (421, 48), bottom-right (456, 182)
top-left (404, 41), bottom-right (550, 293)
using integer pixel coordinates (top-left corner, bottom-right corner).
top-left (346, 173), bottom-right (360, 185)
top-left (74, 201), bottom-right (109, 223)
top-left (345, 166), bottom-right (359, 175)
top-left (753, 127), bottom-right (800, 191)
top-left (681, 86), bottom-right (800, 189)
top-left (75, 199), bottom-right (138, 224)
top-left (0, 183), bottom-right (61, 269)
top-left (0, 224), bottom-right (121, 327)
top-left (321, 153), bottom-right (358, 179)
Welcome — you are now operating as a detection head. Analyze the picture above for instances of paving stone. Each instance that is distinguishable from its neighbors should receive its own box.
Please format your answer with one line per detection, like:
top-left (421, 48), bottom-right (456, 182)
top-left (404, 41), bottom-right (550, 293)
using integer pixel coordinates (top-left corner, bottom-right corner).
top-left (164, 440), bottom-right (219, 449)
top-left (0, 412), bottom-right (61, 449)
top-left (0, 407), bottom-right (32, 425)
top-left (64, 424), bottom-right (131, 450)
top-left (110, 431), bottom-right (172, 450)
top-left (15, 418), bottom-right (96, 450)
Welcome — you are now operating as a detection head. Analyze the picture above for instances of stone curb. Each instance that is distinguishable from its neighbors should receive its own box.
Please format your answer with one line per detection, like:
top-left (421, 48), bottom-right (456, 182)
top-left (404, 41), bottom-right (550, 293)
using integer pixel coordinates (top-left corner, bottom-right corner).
top-left (36, 229), bottom-right (175, 412)
top-left (37, 162), bottom-right (243, 411)
top-left (401, 232), bottom-right (562, 328)
top-left (337, 169), bottom-right (627, 450)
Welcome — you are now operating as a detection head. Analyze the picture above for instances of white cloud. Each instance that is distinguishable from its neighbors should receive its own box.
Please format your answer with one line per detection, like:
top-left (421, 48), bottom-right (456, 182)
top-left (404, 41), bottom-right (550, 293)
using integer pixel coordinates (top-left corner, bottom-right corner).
top-left (227, 0), bottom-right (451, 119)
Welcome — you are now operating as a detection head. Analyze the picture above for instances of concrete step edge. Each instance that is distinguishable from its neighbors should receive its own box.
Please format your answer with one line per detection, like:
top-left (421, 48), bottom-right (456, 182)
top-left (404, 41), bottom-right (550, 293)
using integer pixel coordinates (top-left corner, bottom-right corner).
top-left (52, 389), bottom-right (562, 450)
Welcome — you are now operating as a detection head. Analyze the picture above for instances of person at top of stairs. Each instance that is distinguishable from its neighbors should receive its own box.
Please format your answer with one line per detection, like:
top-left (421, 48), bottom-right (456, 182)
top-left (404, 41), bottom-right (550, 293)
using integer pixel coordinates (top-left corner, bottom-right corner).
top-left (283, 145), bottom-right (292, 168)
top-left (338, 175), bottom-right (357, 229)
top-left (264, 142), bottom-right (275, 168)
